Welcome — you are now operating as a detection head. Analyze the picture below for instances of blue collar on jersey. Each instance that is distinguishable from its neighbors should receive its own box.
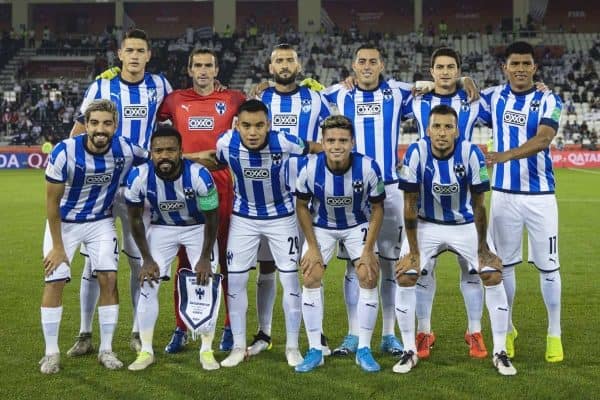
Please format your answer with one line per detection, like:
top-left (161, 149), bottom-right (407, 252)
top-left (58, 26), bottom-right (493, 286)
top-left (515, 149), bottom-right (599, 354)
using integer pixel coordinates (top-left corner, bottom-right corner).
top-left (355, 76), bottom-right (386, 92)
top-left (424, 136), bottom-right (459, 161)
top-left (325, 152), bottom-right (354, 175)
top-left (273, 85), bottom-right (300, 96)
top-left (431, 89), bottom-right (459, 98)
top-left (509, 85), bottom-right (536, 96)
top-left (119, 73), bottom-right (147, 86)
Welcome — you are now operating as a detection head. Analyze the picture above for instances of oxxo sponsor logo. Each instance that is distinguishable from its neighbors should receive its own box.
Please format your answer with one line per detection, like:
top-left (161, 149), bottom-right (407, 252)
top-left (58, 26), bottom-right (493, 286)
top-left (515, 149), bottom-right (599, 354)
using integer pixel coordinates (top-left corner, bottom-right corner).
top-left (272, 114), bottom-right (298, 126)
top-left (85, 173), bottom-right (112, 185)
top-left (188, 116), bottom-right (214, 130)
top-left (243, 167), bottom-right (270, 179)
top-left (432, 182), bottom-right (459, 195)
top-left (326, 196), bottom-right (353, 206)
top-left (123, 106), bottom-right (148, 118)
top-left (503, 111), bottom-right (527, 126)
top-left (356, 102), bottom-right (381, 116)
top-left (159, 201), bottom-right (186, 211)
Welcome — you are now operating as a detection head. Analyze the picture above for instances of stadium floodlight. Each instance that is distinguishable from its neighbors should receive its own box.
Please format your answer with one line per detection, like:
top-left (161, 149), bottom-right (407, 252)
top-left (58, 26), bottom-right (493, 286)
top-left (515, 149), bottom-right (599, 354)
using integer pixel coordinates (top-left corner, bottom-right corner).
top-left (3, 91), bottom-right (16, 103)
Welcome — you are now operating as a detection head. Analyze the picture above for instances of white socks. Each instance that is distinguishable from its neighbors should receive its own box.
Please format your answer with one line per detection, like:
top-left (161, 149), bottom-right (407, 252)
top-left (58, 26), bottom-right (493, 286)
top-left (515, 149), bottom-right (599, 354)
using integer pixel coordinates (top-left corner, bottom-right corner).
top-left (228, 272), bottom-right (249, 349)
top-left (502, 267), bottom-right (516, 332)
top-left (379, 259), bottom-right (397, 337)
top-left (416, 270), bottom-right (435, 334)
top-left (357, 288), bottom-right (378, 348)
top-left (128, 256), bottom-right (142, 333)
top-left (79, 258), bottom-right (99, 334)
top-left (41, 306), bottom-right (63, 355)
top-left (98, 305), bottom-right (119, 353)
top-left (458, 256), bottom-right (483, 334)
top-left (302, 286), bottom-right (323, 350)
top-left (484, 282), bottom-right (509, 355)
top-left (395, 286), bottom-right (417, 353)
top-left (278, 272), bottom-right (302, 349)
top-left (343, 262), bottom-right (359, 336)
top-left (540, 270), bottom-right (562, 337)
top-left (256, 271), bottom-right (276, 335)
top-left (137, 283), bottom-right (160, 354)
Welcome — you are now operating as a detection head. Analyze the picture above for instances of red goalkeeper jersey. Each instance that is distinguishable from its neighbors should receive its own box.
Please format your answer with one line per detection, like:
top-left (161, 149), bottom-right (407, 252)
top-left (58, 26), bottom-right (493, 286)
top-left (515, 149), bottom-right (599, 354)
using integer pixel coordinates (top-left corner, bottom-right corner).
top-left (158, 88), bottom-right (245, 153)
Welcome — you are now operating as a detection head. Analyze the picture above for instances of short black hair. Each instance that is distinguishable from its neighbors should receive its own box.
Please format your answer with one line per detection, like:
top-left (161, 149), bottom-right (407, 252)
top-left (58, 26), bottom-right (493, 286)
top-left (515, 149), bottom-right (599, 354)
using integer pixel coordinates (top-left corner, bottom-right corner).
top-left (354, 44), bottom-right (383, 60)
top-left (237, 99), bottom-right (269, 117)
top-left (188, 48), bottom-right (219, 69)
top-left (320, 115), bottom-right (354, 138)
top-left (431, 47), bottom-right (461, 69)
top-left (273, 43), bottom-right (294, 51)
top-left (429, 104), bottom-right (458, 125)
top-left (151, 125), bottom-right (182, 147)
top-left (122, 28), bottom-right (149, 47)
top-left (505, 41), bottom-right (535, 60)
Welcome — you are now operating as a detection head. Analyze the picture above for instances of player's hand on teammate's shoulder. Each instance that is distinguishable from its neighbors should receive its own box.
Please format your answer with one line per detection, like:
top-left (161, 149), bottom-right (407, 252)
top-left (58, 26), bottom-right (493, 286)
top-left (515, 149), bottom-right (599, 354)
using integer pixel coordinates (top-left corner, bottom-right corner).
top-left (461, 77), bottom-right (480, 103)
top-left (535, 81), bottom-right (550, 93)
top-left (139, 259), bottom-right (160, 288)
top-left (95, 66), bottom-right (121, 80)
top-left (249, 80), bottom-right (272, 97)
top-left (341, 75), bottom-right (357, 90)
top-left (214, 79), bottom-right (227, 92)
top-left (395, 252), bottom-right (420, 279)
top-left (43, 247), bottom-right (69, 276)
top-left (194, 258), bottom-right (212, 286)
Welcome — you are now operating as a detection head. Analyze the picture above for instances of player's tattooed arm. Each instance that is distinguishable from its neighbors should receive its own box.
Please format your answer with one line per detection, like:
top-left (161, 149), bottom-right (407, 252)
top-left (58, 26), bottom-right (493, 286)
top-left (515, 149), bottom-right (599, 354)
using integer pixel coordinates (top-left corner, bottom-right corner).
top-left (196, 208), bottom-right (218, 286)
top-left (403, 191), bottom-right (419, 254)
top-left (44, 181), bottom-right (69, 276)
top-left (471, 190), bottom-right (502, 271)
top-left (128, 205), bottom-right (160, 287)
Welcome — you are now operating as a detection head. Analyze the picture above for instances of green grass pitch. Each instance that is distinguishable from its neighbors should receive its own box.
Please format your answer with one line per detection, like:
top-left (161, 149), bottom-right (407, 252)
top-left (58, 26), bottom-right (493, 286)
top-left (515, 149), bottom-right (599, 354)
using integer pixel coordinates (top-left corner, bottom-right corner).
top-left (0, 168), bottom-right (599, 399)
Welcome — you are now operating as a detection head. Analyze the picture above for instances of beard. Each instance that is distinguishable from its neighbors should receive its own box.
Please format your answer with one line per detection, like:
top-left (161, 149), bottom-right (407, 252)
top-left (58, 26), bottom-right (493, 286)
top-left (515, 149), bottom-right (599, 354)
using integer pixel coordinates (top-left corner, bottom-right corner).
top-left (273, 70), bottom-right (297, 86)
top-left (156, 159), bottom-right (178, 175)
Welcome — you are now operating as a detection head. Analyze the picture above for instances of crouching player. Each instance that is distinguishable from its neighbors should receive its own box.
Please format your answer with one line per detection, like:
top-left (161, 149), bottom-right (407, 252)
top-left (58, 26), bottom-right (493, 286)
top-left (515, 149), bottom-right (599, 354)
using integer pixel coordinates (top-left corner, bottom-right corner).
top-left (393, 105), bottom-right (516, 375)
top-left (126, 126), bottom-right (219, 371)
top-left (294, 115), bottom-right (385, 373)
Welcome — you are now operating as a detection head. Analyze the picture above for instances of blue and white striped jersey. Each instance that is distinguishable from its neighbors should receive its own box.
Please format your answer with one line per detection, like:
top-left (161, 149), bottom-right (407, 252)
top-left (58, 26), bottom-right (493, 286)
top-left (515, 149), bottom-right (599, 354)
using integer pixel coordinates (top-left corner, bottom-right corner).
top-left (45, 135), bottom-right (147, 222)
top-left (296, 152), bottom-right (386, 229)
top-left (78, 73), bottom-right (172, 150)
top-left (398, 137), bottom-right (490, 225)
top-left (259, 86), bottom-right (330, 193)
top-left (216, 129), bottom-right (308, 219)
top-left (125, 159), bottom-right (217, 226)
top-left (324, 80), bottom-right (412, 183)
top-left (481, 85), bottom-right (562, 194)
top-left (403, 90), bottom-right (491, 141)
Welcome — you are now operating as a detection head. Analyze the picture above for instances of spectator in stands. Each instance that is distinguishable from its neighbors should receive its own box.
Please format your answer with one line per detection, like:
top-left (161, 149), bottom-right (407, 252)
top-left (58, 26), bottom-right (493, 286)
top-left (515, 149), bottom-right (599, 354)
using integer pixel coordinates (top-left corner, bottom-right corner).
top-left (555, 137), bottom-right (565, 151)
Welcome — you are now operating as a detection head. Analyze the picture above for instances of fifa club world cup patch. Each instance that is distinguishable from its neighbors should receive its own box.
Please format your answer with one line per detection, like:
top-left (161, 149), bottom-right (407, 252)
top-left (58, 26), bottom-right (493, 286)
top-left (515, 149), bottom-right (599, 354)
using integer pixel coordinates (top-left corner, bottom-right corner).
top-left (177, 268), bottom-right (222, 339)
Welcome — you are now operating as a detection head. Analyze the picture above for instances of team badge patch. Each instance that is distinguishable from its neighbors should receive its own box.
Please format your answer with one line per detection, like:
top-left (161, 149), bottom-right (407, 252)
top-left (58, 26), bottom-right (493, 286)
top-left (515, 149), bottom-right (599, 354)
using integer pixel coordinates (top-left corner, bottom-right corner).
top-left (453, 163), bottom-right (466, 178)
top-left (301, 99), bottom-right (312, 113)
top-left (183, 187), bottom-right (195, 199)
top-left (382, 88), bottom-right (393, 101)
top-left (461, 99), bottom-right (470, 112)
top-left (177, 269), bottom-right (222, 339)
top-left (215, 101), bottom-right (227, 115)
top-left (530, 99), bottom-right (540, 112)
top-left (271, 153), bottom-right (283, 165)
top-left (352, 179), bottom-right (364, 192)
top-left (147, 87), bottom-right (158, 104)
top-left (114, 157), bottom-right (125, 170)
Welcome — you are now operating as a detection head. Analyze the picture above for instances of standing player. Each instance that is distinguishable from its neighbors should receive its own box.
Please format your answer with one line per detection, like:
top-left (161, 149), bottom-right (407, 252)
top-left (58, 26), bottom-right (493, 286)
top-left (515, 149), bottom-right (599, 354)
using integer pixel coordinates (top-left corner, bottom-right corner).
top-left (402, 47), bottom-right (490, 359)
top-left (394, 105), bottom-right (515, 376)
top-left (126, 126), bottom-right (220, 371)
top-left (68, 28), bottom-right (172, 355)
top-left (484, 41), bottom-right (563, 362)
top-left (40, 99), bottom-right (146, 374)
top-left (157, 48), bottom-right (245, 353)
top-left (216, 100), bottom-right (320, 368)
top-left (323, 45), bottom-right (409, 356)
top-left (294, 115), bottom-right (385, 373)
top-left (248, 43), bottom-right (331, 356)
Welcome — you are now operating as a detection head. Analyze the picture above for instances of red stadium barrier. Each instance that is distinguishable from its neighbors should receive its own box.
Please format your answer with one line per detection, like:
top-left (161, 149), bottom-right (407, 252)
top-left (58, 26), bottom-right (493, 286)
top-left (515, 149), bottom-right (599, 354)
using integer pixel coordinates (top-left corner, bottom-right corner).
top-left (551, 150), bottom-right (600, 168)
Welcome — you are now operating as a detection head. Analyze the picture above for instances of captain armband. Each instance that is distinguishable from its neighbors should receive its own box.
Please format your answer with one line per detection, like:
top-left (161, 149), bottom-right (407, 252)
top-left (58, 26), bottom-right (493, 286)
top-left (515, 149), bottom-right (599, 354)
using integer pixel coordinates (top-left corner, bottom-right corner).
top-left (197, 188), bottom-right (219, 211)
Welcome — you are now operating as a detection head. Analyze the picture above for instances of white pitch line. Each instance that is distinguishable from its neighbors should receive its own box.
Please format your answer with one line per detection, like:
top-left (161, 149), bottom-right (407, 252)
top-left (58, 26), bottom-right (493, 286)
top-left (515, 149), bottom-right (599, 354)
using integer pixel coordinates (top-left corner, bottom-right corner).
top-left (567, 168), bottom-right (600, 175)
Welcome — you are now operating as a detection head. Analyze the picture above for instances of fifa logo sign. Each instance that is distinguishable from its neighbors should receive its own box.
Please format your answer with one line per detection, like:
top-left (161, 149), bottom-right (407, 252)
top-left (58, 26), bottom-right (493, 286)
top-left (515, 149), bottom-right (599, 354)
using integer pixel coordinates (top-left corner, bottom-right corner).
top-left (123, 106), bottom-right (148, 118)
top-left (356, 102), bottom-right (381, 116)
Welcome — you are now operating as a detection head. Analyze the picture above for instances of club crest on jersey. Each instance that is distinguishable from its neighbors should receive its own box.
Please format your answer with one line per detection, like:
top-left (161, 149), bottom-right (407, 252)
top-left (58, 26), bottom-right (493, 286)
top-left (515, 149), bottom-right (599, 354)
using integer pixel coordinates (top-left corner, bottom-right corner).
top-left (114, 157), bottom-right (125, 170)
top-left (301, 99), bottom-right (312, 113)
top-left (460, 99), bottom-right (470, 112)
top-left (215, 101), bottom-right (227, 115)
top-left (226, 250), bottom-right (234, 266)
top-left (184, 187), bottom-right (195, 199)
top-left (382, 88), bottom-right (393, 101)
top-left (147, 88), bottom-right (157, 104)
top-left (453, 163), bottom-right (466, 178)
top-left (352, 179), bottom-right (364, 192)
top-left (530, 99), bottom-right (540, 112)
top-left (271, 153), bottom-right (283, 165)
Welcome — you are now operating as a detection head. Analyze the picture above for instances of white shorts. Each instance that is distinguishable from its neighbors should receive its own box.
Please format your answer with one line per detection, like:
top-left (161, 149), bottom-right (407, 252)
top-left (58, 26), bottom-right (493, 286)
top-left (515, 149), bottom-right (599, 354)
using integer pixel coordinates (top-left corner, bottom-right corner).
top-left (338, 183), bottom-right (404, 261)
top-left (227, 214), bottom-right (299, 274)
top-left (489, 191), bottom-right (560, 271)
top-left (258, 229), bottom-right (305, 263)
top-left (43, 218), bottom-right (119, 282)
top-left (147, 224), bottom-right (218, 280)
top-left (416, 220), bottom-right (479, 275)
top-left (80, 187), bottom-right (150, 260)
top-left (303, 222), bottom-right (373, 267)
